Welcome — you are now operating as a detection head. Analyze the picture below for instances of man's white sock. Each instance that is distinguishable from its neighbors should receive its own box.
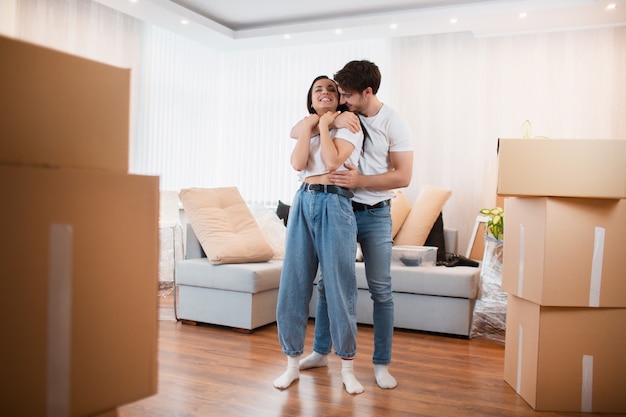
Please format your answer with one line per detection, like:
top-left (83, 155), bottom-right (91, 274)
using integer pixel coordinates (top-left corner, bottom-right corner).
top-left (299, 352), bottom-right (329, 370)
top-left (374, 364), bottom-right (397, 389)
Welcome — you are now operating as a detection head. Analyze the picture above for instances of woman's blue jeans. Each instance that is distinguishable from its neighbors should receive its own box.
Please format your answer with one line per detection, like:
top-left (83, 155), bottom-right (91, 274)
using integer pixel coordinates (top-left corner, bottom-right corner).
top-left (276, 188), bottom-right (358, 358)
top-left (313, 205), bottom-right (393, 364)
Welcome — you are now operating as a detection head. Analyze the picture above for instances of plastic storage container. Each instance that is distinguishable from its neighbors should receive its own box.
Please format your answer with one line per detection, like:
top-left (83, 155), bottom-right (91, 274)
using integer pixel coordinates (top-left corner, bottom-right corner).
top-left (392, 246), bottom-right (437, 267)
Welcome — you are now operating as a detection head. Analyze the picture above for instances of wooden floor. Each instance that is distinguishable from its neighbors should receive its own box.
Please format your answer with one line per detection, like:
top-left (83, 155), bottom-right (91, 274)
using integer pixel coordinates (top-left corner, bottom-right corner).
top-left (116, 290), bottom-right (623, 417)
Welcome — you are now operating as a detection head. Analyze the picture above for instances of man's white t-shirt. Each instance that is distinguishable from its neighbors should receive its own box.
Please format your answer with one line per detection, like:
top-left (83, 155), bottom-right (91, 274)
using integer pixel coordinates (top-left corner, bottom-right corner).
top-left (353, 104), bottom-right (413, 205)
top-left (298, 127), bottom-right (364, 181)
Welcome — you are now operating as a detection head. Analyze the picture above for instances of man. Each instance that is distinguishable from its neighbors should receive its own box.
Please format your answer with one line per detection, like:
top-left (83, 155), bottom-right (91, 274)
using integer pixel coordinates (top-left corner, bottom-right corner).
top-left (295, 60), bottom-right (414, 389)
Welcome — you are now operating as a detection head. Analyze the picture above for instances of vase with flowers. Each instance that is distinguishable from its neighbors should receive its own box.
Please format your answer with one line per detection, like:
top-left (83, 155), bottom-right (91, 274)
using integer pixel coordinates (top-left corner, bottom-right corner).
top-left (479, 206), bottom-right (504, 275)
top-left (479, 206), bottom-right (504, 241)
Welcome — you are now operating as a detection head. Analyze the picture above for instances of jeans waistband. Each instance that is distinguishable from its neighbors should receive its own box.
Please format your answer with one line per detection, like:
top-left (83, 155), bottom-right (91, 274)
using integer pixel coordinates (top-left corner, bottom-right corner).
top-left (352, 199), bottom-right (391, 212)
top-left (300, 183), bottom-right (354, 199)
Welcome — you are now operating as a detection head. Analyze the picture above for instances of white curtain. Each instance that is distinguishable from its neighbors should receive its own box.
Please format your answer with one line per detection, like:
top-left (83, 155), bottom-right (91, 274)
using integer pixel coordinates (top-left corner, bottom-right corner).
top-left (4, 0), bottom-right (625, 251)
top-left (389, 28), bottom-right (626, 248)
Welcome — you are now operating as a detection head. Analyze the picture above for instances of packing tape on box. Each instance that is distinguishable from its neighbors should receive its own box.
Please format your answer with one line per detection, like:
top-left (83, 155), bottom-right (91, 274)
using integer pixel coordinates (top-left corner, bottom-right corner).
top-left (518, 224), bottom-right (525, 297)
top-left (516, 324), bottom-right (524, 394)
top-left (582, 355), bottom-right (594, 412)
top-left (589, 227), bottom-right (605, 308)
top-left (47, 224), bottom-right (73, 417)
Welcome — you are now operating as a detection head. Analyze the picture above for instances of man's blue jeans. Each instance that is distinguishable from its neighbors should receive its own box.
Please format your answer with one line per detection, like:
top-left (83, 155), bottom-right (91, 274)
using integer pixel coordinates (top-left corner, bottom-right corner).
top-left (276, 188), bottom-right (358, 358)
top-left (313, 205), bottom-right (394, 364)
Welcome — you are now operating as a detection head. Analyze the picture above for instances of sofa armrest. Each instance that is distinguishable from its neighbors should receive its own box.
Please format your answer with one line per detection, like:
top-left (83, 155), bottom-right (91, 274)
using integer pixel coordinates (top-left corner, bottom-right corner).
top-left (185, 223), bottom-right (206, 259)
top-left (444, 228), bottom-right (458, 254)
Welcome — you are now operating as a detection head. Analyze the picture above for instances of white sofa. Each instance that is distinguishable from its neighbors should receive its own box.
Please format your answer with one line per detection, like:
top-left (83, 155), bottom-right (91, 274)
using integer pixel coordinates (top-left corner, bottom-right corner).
top-left (310, 229), bottom-right (481, 336)
top-left (175, 224), bottom-right (481, 336)
top-left (175, 224), bottom-right (282, 331)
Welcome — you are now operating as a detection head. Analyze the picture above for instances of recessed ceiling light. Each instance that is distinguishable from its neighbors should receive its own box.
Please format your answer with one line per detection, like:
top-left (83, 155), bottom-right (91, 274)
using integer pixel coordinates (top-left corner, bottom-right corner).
top-left (519, 12), bottom-right (528, 19)
top-left (334, 29), bottom-right (342, 35)
top-left (284, 34), bottom-right (291, 40)
top-left (390, 23), bottom-right (398, 30)
top-left (129, 0), bottom-right (138, 3)
top-left (450, 18), bottom-right (458, 24)
top-left (181, 19), bottom-right (189, 25)
top-left (606, 3), bottom-right (617, 10)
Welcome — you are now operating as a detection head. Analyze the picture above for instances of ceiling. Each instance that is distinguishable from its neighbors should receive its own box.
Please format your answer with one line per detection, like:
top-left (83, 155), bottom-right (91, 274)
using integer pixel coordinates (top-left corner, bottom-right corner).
top-left (94, 0), bottom-right (626, 50)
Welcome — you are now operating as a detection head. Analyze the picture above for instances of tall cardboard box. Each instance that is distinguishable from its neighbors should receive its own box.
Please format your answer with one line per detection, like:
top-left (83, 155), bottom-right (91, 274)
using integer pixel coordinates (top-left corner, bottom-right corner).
top-left (502, 197), bottom-right (626, 307)
top-left (497, 139), bottom-right (626, 199)
top-left (0, 35), bottom-right (130, 173)
top-left (0, 165), bottom-right (159, 417)
top-left (504, 295), bottom-right (626, 413)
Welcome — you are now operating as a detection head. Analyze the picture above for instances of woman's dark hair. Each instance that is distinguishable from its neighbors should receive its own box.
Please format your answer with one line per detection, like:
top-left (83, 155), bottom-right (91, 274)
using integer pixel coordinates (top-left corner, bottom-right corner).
top-left (334, 60), bottom-right (381, 95)
top-left (306, 75), bottom-right (345, 114)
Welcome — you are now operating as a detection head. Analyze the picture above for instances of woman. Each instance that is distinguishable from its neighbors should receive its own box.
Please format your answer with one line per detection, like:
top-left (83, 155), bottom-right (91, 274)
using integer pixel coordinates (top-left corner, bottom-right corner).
top-left (274, 76), bottom-right (364, 394)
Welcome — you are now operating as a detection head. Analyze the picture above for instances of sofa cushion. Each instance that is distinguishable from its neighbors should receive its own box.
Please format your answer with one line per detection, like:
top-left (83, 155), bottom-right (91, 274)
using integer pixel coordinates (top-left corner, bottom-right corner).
top-left (394, 184), bottom-right (452, 247)
top-left (276, 200), bottom-right (290, 226)
top-left (390, 190), bottom-right (411, 239)
top-left (424, 211), bottom-right (446, 262)
top-left (355, 263), bottom-right (479, 299)
top-left (179, 187), bottom-right (274, 264)
top-left (176, 259), bottom-right (282, 293)
top-left (250, 205), bottom-right (287, 260)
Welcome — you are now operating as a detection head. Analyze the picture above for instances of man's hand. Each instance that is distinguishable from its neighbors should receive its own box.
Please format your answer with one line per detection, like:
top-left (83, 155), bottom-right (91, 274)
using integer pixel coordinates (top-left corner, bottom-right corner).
top-left (333, 112), bottom-right (361, 133)
top-left (329, 163), bottom-right (360, 189)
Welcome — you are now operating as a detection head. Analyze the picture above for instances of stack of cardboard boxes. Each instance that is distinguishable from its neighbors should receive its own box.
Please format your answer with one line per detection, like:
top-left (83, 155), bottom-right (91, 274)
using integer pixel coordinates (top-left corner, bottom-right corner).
top-left (497, 138), bottom-right (626, 413)
top-left (0, 36), bottom-right (159, 416)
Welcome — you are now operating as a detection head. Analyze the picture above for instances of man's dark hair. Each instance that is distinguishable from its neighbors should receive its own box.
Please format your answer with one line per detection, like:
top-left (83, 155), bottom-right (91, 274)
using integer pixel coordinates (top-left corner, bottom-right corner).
top-left (334, 60), bottom-right (381, 94)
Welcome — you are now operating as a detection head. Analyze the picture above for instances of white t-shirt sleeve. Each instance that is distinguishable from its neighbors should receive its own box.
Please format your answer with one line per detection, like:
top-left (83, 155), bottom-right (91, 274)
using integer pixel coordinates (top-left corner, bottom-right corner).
top-left (334, 127), bottom-right (363, 150)
top-left (388, 114), bottom-right (413, 152)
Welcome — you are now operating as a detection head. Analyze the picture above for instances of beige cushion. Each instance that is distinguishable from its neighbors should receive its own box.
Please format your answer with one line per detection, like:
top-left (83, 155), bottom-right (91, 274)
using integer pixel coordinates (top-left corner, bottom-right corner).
top-left (394, 184), bottom-right (452, 247)
top-left (390, 190), bottom-right (412, 239)
top-left (179, 187), bottom-right (274, 264)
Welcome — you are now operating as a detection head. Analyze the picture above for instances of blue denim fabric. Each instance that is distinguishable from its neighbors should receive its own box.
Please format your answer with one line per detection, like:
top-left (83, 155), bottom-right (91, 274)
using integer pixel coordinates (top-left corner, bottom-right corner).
top-left (276, 188), bottom-right (358, 358)
top-left (313, 204), bottom-right (393, 364)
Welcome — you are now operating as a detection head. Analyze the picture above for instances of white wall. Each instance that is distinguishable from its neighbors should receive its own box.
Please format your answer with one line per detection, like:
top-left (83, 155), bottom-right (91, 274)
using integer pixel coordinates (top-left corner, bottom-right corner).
top-left (5, 0), bottom-right (626, 252)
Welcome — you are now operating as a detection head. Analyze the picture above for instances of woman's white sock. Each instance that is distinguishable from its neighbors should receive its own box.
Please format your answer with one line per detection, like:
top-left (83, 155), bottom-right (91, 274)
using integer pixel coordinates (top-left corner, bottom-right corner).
top-left (273, 355), bottom-right (300, 389)
top-left (299, 352), bottom-right (329, 370)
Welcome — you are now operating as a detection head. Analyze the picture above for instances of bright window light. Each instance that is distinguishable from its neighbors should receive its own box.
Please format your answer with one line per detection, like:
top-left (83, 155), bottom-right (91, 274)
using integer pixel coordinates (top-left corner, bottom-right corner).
top-left (334, 29), bottom-right (342, 35)
top-left (606, 3), bottom-right (617, 10)
top-left (519, 12), bottom-right (528, 19)
top-left (450, 18), bottom-right (458, 24)
top-left (390, 23), bottom-right (398, 30)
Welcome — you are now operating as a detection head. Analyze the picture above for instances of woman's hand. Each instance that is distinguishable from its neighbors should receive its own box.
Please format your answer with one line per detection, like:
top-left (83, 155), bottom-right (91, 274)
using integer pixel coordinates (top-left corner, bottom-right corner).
top-left (302, 113), bottom-right (320, 130)
top-left (319, 111), bottom-right (339, 129)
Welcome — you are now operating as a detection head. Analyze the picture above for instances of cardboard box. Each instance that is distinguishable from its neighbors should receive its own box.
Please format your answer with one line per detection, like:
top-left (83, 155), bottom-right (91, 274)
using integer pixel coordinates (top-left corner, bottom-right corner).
top-left (502, 197), bottom-right (626, 307)
top-left (497, 138), bottom-right (626, 199)
top-left (0, 165), bottom-right (159, 417)
top-left (0, 35), bottom-right (130, 173)
top-left (504, 295), bottom-right (626, 413)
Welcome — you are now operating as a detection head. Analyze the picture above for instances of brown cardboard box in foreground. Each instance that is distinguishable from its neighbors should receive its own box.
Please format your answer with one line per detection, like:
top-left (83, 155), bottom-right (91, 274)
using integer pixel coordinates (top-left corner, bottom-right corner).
top-left (504, 295), bottom-right (626, 413)
top-left (497, 139), bottom-right (626, 199)
top-left (502, 197), bottom-right (626, 307)
top-left (0, 165), bottom-right (159, 417)
top-left (0, 35), bottom-right (130, 173)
